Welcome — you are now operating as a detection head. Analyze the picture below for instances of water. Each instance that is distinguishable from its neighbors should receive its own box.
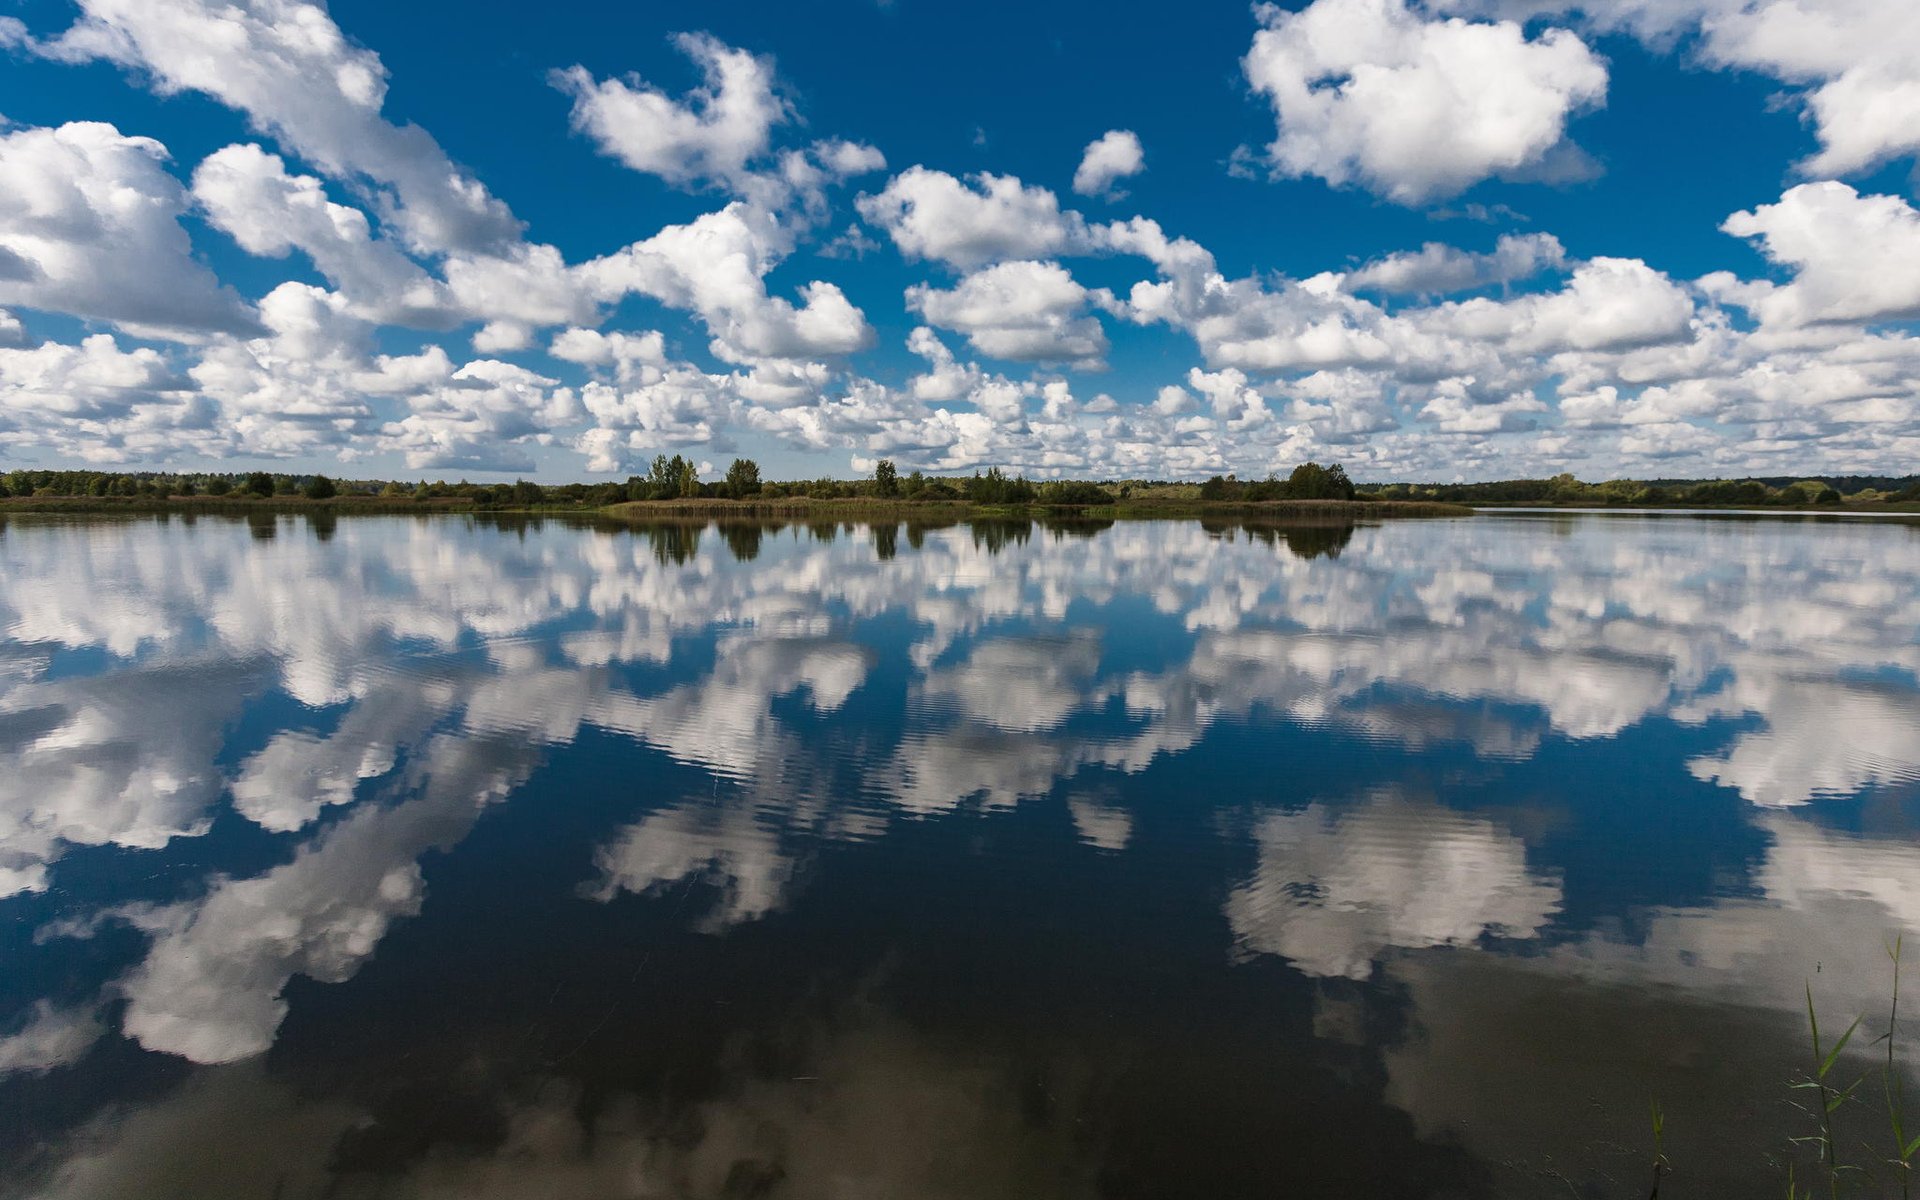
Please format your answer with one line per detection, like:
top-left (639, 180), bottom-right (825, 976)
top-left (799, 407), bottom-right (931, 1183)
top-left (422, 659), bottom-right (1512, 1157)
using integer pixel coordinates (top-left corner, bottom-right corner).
top-left (2, 510), bottom-right (1917, 1199)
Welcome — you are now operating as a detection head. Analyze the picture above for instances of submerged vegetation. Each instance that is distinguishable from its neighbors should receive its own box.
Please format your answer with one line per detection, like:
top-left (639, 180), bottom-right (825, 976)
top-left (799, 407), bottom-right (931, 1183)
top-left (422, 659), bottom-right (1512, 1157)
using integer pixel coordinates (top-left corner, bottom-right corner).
top-left (1650, 939), bottom-right (1920, 1199)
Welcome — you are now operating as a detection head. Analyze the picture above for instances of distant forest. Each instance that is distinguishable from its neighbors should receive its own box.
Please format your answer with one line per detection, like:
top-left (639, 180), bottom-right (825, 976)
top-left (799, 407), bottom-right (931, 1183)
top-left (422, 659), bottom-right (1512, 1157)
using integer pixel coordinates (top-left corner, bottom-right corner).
top-left (2, 457), bottom-right (1917, 510)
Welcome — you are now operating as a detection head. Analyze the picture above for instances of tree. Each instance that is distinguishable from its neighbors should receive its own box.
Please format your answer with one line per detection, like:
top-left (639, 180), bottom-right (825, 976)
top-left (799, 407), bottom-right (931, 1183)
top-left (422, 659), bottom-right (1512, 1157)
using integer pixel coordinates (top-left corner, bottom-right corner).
top-left (1284, 461), bottom-right (1355, 501)
top-left (647, 453), bottom-right (700, 499)
top-left (725, 458), bottom-right (762, 498)
top-left (873, 459), bottom-right (899, 497)
top-left (206, 475), bottom-right (232, 496)
top-left (304, 475), bottom-right (337, 500)
top-left (1199, 475), bottom-right (1238, 502)
top-left (673, 455), bottom-right (700, 498)
top-left (245, 471), bottom-right (276, 497)
top-left (967, 466), bottom-right (1034, 506)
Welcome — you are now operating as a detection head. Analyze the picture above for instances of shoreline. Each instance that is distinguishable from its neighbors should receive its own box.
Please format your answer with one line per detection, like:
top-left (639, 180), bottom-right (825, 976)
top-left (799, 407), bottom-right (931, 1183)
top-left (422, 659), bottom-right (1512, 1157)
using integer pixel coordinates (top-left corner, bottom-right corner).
top-left (0, 496), bottom-right (1477, 519)
top-left (10, 495), bottom-right (1919, 520)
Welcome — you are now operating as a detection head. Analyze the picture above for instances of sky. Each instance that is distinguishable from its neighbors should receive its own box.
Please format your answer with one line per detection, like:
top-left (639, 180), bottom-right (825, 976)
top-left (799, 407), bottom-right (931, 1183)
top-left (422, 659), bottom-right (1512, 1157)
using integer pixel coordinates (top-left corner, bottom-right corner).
top-left (1, 0), bottom-right (1919, 483)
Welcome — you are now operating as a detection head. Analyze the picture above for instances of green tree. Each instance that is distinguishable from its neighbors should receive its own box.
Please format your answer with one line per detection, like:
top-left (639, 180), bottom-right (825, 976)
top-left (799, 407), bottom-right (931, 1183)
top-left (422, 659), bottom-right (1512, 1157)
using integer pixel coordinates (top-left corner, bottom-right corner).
top-left (244, 471), bottom-right (276, 497)
top-left (646, 453), bottom-right (701, 499)
top-left (873, 459), bottom-right (899, 497)
top-left (1199, 474), bottom-right (1239, 502)
top-left (1284, 462), bottom-right (1356, 501)
top-left (304, 475), bottom-right (337, 500)
top-left (967, 466), bottom-right (1033, 506)
top-left (725, 458), bottom-right (762, 498)
top-left (206, 475), bottom-right (232, 496)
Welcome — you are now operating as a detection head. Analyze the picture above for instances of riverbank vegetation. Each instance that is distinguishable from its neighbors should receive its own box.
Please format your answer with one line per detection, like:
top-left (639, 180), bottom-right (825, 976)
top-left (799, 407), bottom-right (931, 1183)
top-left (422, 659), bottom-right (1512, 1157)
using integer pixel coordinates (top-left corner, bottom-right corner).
top-left (1382, 472), bottom-right (1920, 510)
top-left (3, 461), bottom-right (1913, 516)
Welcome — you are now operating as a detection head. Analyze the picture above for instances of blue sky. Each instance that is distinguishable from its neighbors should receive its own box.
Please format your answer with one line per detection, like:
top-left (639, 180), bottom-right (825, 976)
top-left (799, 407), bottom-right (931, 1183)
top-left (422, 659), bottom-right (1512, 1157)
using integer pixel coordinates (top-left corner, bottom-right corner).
top-left (2, 0), bottom-right (1919, 482)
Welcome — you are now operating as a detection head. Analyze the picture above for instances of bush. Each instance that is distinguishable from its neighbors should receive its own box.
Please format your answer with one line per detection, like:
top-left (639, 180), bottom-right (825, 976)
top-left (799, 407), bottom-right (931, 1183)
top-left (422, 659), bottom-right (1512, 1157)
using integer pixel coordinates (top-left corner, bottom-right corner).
top-left (304, 475), bottom-right (337, 500)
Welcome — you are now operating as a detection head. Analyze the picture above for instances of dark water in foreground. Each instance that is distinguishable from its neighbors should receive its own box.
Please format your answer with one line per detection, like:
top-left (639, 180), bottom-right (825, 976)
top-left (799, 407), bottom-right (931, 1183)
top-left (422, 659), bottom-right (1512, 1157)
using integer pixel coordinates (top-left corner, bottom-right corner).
top-left (2, 511), bottom-right (1918, 1199)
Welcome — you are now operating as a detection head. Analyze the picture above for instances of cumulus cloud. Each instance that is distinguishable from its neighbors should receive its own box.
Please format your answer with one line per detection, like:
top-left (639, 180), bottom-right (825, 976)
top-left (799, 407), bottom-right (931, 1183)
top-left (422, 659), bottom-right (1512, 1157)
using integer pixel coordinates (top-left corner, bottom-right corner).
top-left (1720, 182), bottom-right (1920, 327)
top-left (586, 203), bottom-right (874, 362)
top-left (857, 167), bottom-right (1089, 269)
top-left (383, 359), bottom-right (580, 471)
top-left (907, 260), bottom-right (1111, 368)
top-left (1243, 0), bottom-right (1607, 204)
top-left (1418, 256), bottom-right (1696, 353)
top-left (29, 0), bottom-right (521, 255)
top-left (0, 122), bottom-right (256, 339)
top-left (1072, 129), bottom-right (1145, 198)
top-left (192, 143), bottom-right (453, 328)
top-left (1697, 0), bottom-right (1920, 177)
top-left (553, 33), bottom-right (789, 189)
top-left (1, 0), bottom-right (1917, 482)
top-left (1345, 232), bottom-right (1566, 294)
top-left (1468, 0), bottom-right (1920, 178)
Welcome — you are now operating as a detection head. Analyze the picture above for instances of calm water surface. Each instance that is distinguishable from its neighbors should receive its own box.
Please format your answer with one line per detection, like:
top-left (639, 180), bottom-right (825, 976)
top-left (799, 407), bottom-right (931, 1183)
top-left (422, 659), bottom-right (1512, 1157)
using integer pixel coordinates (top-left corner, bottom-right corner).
top-left (2, 511), bottom-right (1918, 1198)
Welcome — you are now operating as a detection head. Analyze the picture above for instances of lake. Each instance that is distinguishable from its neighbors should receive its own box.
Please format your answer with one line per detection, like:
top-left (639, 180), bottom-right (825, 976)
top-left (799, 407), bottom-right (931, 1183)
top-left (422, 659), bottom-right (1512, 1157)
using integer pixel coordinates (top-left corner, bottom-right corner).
top-left (2, 510), bottom-right (1918, 1199)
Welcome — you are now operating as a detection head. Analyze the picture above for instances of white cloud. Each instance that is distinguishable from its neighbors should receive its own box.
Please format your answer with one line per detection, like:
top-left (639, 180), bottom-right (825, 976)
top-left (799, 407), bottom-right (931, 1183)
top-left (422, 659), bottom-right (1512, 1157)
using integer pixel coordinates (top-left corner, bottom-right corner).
top-left (1434, 0), bottom-right (1920, 179)
top-left (1419, 256), bottom-right (1696, 353)
top-left (906, 260), bottom-right (1111, 367)
top-left (857, 167), bottom-right (1088, 268)
top-left (1243, 0), bottom-right (1607, 204)
top-left (585, 203), bottom-right (873, 362)
top-left (383, 359), bottom-right (580, 471)
top-left (550, 327), bottom-right (669, 386)
top-left (1072, 129), bottom-right (1145, 198)
top-left (33, 0), bottom-right (521, 255)
top-left (1345, 232), bottom-right (1566, 294)
top-left (192, 143), bottom-right (453, 328)
top-left (553, 34), bottom-right (788, 189)
top-left (1702, 0), bottom-right (1920, 177)
top-left (0, 122), bottom-right (255, 339)
top-left (188, 282), bottom-right (387, 457)
top-left (1721, 182), bottom-right (1920, 327)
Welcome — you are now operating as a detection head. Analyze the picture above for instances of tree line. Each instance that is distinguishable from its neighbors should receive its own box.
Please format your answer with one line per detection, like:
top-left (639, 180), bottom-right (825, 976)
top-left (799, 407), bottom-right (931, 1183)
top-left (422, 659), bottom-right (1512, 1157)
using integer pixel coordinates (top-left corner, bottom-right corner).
top-left (5, 462), bottom-right (1913, 509)
top-left (1374, 473), bottom-right (1920, 507)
